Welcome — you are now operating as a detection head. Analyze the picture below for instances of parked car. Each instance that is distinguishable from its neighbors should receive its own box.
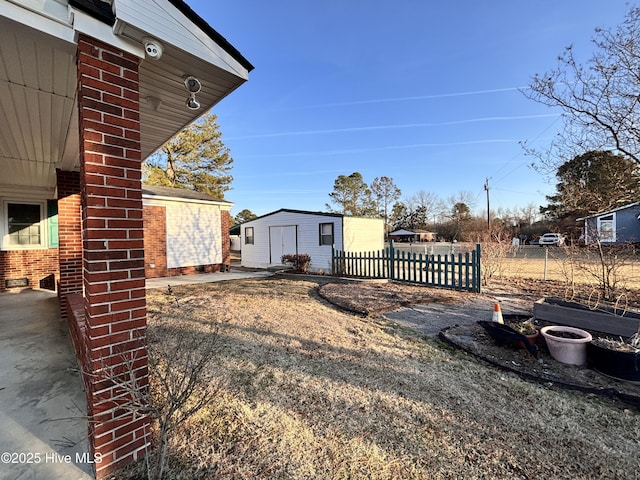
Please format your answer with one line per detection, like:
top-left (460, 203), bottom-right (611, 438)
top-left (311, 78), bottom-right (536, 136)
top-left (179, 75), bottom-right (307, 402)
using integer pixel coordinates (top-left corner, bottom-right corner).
top-left (538, 233), bottom-right (565, 246)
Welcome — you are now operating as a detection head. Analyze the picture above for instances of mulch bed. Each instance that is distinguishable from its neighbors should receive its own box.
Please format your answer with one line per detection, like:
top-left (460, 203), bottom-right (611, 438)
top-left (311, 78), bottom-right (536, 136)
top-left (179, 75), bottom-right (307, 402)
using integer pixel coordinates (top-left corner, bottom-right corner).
top-left (317, 280), bottom-right (466, 315)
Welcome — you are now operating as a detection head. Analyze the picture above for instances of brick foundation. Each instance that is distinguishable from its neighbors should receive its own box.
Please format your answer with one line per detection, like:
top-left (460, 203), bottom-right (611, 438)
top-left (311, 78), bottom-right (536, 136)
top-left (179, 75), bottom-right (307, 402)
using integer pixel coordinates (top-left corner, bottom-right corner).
top-left (221, 210), bottom-right (231, 267)
top-left (0, 249), bottom-right (58, 292)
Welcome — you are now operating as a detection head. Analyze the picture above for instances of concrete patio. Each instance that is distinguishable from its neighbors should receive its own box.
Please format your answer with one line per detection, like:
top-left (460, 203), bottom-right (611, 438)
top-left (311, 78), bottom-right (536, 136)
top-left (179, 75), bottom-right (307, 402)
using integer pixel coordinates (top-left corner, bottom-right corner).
top-left (0, 289), bottom-right (92, 479)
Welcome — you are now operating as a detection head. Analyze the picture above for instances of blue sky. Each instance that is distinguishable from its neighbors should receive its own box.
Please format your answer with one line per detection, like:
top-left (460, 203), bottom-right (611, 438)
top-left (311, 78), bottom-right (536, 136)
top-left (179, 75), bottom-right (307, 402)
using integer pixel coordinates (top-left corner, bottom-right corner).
top-left (188, 1), bottom-right (630, 218)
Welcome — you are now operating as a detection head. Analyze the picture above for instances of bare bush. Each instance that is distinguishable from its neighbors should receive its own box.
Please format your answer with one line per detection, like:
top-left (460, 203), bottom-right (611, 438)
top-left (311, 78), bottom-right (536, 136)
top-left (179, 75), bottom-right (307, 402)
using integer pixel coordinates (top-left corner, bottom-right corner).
top-left (479, 228), bottom-right (513, 285)
top-left (558, 241), bottom-right (637, 303)
top-left (281, 253), bottom-right (311, 273)
top-left (104, 287), bottom-right (220, 480)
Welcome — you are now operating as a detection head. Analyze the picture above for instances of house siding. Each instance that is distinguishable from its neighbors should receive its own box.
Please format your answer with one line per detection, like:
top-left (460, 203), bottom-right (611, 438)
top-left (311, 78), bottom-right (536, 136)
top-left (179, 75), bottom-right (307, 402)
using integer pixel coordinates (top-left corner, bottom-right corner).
top-left (612, 207), bottom-right (640, 243)
top-left (165, 201), bottom-right (222, 268)
top-left (343, 217), bottom-right (385, 252)
top-left (241, 210), bottom-right (383, 273)
top-left (583, 203), bottom-right (640, 245)
top-left (143, 197), bottom-right (230, 277)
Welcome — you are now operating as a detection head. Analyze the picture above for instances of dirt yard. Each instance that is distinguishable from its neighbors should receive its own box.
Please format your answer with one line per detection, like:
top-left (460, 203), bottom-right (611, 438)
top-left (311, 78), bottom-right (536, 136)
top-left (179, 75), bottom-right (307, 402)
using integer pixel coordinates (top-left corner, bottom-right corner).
top-left (116, 275), bottom-right (640, 480)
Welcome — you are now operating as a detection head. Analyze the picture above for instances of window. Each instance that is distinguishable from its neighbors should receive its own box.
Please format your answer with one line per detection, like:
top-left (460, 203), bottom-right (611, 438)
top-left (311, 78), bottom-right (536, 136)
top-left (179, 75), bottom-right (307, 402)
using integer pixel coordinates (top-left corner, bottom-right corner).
top-left (3, 202), bottom-right (46, 249)
top-left (319, 222), bottom-right (334, 246)
top-left (597, 214), bottom-right (615, 242)
top-left (245, 226), bottom-right (254, 245)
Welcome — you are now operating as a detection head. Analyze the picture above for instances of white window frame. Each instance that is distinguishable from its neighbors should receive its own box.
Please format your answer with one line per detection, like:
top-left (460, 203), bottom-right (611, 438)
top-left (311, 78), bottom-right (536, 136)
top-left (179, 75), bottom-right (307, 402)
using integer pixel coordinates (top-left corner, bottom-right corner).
top-left (2, 200), bottom-right (48, 250)
top-left (245, 226), bottom-right (254, 245)
top-left (597, 214), bottom-right (616, 243)
top-left (319, 222), bottom-right (334, 246)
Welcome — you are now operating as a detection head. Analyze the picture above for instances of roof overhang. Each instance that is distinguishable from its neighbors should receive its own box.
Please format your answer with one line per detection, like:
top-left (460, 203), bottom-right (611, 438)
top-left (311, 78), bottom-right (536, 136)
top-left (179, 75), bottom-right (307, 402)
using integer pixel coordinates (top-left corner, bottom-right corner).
top-left (0, 0), bottom-right (252, 197)
top-left (576, 201), bottom-right (640, 221)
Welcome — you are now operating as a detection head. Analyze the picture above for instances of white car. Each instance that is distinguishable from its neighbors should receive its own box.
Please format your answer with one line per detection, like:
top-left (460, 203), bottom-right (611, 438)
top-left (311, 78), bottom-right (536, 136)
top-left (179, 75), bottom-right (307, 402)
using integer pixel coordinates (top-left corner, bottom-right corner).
top-left (538, 233), bottom-right (565, 246)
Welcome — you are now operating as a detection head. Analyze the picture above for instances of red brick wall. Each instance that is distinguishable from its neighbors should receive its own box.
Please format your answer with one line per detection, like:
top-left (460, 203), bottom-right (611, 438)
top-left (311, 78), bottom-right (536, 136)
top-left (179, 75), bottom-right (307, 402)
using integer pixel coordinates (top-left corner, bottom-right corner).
top-left (0, 249), bottom-right (58, 292)
top-left (143, 205), bottom-right (167, 278)
top-left (77, 34), bottom-right (149, 478)
top-left (57, 169), bottom-right (83, 319)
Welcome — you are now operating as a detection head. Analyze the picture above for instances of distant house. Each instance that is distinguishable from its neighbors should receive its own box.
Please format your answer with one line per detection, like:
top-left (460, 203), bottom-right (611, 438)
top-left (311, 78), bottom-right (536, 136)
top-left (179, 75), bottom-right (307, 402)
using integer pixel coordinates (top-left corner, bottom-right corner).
top-left (577, 202), bottom-right (640, 245)
top-left (240, 209), bottom-right (384, 273)
top-left (388, 228), bottom-right (436, 242)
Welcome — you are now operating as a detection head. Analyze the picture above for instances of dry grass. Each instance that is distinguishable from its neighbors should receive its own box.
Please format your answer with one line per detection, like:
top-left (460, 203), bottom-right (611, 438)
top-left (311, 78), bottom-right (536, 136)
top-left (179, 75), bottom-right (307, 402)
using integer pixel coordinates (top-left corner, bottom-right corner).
top-left (118, 277), bottom-right (640, 480)
top-left (493, 250), bottom-right (640, 289)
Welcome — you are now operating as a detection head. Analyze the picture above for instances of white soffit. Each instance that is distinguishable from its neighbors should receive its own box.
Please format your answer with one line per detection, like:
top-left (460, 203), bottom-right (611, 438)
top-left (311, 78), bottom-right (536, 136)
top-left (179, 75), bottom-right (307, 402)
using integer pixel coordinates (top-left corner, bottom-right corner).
top-left (112, 0), bottom-right (249, 80)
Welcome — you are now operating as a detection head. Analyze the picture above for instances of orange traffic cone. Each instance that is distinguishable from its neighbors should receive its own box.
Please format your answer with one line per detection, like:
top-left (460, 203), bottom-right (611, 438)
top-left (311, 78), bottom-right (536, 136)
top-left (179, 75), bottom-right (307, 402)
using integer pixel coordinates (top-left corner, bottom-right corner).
top-left (492, 303), bottom-right (504, 324)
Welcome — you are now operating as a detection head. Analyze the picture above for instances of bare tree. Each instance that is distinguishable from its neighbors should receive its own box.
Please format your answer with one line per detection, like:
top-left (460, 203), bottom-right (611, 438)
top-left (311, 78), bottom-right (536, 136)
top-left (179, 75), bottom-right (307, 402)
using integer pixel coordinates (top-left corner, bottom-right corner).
top-left (370, 176), bottom-right (401, 233)
top-left (410, 190), bottom-right (440, 229)
top-left (523, 6), bottom-right (640, 172)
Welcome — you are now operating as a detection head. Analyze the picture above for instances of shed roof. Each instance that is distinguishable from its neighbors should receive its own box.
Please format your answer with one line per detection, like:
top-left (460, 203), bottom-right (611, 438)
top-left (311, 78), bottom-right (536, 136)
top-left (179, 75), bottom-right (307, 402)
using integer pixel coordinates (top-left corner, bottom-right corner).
top-left (239, 208), bottom-right (386, 225)
top-left (142, 185), bottom-right (233, 204)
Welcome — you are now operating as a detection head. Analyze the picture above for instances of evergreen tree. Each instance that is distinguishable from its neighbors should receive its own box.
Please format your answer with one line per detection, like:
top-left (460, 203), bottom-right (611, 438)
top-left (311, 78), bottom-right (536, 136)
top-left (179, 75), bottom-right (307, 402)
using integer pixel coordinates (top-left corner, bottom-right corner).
top-left (326, 172), bottom-right (377, 216)
top-left (144, 113), bottom-right (233, 199)
top-left (542, 150), bottom-right (640, 220)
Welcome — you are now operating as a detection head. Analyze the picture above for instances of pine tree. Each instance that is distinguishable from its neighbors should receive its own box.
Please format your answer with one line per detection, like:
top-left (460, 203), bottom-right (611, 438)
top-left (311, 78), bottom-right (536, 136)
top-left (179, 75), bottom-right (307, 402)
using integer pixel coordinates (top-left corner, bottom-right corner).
top-left (144, 113), bottom-right (233, 199)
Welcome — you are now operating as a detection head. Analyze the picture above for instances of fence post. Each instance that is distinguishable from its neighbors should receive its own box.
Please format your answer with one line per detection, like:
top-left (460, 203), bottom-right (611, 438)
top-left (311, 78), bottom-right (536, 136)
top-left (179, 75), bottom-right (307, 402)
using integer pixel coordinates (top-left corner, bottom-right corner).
top-left (475, 243), bottom-right (482, 293)
top-left (388, 240), bottom-right (395, 280)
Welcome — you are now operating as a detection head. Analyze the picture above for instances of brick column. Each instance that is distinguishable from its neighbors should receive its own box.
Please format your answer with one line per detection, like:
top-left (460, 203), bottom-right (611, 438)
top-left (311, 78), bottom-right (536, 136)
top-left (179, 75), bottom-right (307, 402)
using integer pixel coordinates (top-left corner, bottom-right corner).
top-left (57, 169), bottom-right (82, 319)
top-left (77, 34), bottom-right (150, 478)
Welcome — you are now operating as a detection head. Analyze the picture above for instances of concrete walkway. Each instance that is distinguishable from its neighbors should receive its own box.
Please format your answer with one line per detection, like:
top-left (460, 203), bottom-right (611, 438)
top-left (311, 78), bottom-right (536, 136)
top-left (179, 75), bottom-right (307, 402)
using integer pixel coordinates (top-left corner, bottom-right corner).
top-left (0, 289), bottom-right (92, 480)
top-left (145, 269), bottom-right (274, 289)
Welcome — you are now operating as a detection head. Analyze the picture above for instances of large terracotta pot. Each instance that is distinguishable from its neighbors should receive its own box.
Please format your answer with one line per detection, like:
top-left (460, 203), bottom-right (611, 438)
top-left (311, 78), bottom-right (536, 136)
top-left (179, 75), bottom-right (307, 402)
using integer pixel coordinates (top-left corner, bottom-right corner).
top-left (541, 326), bottom-right (592, 365)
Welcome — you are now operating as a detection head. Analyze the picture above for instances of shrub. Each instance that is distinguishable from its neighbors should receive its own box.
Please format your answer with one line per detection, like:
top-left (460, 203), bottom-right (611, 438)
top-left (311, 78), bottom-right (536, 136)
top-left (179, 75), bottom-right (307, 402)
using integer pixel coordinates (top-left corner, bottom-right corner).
top-left (281, 253), bottom-right (311, 273)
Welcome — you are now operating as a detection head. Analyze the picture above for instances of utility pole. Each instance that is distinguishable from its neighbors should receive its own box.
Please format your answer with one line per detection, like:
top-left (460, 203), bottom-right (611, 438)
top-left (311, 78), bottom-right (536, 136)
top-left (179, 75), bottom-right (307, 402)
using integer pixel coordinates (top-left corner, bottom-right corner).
top-left (484, 177), bottom-right (490, 229)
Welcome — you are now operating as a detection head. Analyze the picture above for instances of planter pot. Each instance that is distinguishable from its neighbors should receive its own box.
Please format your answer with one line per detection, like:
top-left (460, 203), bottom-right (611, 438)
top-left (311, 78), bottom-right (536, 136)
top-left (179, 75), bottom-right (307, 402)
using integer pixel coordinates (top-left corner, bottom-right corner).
top-left (587, 342), bottom-right (640, 382)
top-left (541, 326), bottom-right (592, 365)
top-left (516, 331), bottom-right (540, 350)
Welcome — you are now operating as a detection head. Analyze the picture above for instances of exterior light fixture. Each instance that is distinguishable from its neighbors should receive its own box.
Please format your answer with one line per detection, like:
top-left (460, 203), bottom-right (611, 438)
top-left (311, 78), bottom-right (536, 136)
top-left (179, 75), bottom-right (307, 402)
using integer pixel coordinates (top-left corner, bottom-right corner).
top-left (183, 75), bottom-right (202, 110)
top-left (186, 93), bottom-right (200, 110)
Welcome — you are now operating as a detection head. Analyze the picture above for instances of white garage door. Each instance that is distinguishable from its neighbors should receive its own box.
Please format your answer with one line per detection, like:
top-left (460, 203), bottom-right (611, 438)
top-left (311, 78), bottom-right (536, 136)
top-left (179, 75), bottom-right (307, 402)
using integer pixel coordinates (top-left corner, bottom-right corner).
top-left (269, 225), bottom-right (297, 264)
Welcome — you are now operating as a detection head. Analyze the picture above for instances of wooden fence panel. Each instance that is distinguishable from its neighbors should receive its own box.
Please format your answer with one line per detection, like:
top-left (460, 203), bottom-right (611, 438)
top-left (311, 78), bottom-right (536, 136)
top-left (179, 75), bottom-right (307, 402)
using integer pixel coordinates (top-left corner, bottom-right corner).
top-left (332, 242), bottom-right (481, 292)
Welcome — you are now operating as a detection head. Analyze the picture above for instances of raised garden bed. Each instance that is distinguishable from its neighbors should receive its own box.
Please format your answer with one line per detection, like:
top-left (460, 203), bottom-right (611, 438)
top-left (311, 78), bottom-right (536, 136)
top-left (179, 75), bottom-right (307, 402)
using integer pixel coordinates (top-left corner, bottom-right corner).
top-left (533, 297), bottom-right (640, 337)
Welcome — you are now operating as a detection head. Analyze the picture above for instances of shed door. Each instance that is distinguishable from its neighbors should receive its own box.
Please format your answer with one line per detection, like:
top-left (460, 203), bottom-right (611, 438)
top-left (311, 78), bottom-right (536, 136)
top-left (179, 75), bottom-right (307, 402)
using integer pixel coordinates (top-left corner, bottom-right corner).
top-left (270, 225), bottom-right (297, 264)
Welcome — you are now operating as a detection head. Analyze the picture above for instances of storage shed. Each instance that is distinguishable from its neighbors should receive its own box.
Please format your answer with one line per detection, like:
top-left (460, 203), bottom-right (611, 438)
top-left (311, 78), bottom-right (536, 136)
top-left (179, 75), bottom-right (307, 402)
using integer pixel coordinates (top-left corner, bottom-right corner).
top-left (240, 209), bottom-right (384, 273)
